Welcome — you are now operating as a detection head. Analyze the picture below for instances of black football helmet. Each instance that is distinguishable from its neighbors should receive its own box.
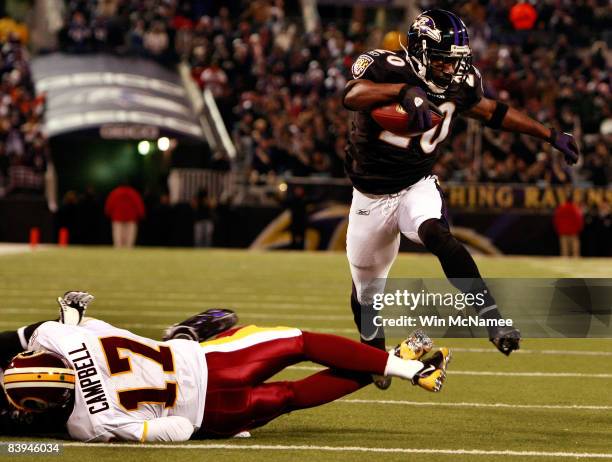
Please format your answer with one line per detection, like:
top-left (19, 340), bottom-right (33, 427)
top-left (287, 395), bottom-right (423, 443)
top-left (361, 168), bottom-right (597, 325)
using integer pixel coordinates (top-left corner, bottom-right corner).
top-left (403, 9), bottom-right (472, 93)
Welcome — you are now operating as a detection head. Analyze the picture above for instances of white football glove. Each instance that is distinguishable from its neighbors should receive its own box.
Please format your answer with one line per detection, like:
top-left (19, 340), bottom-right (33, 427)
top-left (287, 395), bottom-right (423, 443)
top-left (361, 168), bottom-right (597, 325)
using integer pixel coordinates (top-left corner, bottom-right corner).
top-left (57, 291), bottom-right (95, 325)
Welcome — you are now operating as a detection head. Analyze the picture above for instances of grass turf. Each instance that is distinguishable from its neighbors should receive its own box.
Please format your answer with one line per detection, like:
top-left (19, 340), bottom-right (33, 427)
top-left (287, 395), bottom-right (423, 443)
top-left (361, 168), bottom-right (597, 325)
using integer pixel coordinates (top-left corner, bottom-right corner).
top-left (0, 247), bottom-right (611, 461)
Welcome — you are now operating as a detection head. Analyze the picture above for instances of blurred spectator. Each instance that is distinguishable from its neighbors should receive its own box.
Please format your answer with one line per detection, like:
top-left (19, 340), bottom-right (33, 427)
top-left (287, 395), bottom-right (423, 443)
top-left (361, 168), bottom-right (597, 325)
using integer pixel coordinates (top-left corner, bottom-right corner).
top-left (584, 141), bottom-right (611, 186)
top-left (56, 190), bottom-right (81, 243)
top-left (79, 186), bottom-right (104, 244)
top-left (583, 202), bottom-right (612, 256)
top-left (104, 183), bottom-right (146, 248)
top-left (285, 185), bottom-right (307, 250)
top-left (200, 60), bottom-right (229, 98)
top-left (66, 11), bottom-right (91, 53)
top-left (553, 198), bottom-right (584, 257)
top-left (192, 188), bottom-right (215, 247)
top-left (0, 31), bottom-right (48, 197)
top-left (143, 21), bottom-right (169, 57)
top-left (141, 191), bottom-right (173, 246)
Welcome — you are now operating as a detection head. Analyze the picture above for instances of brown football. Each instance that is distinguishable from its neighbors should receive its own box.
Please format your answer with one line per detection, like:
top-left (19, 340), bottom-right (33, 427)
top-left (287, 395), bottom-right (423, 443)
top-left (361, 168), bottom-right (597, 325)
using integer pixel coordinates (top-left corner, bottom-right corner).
top-left (371, 103), bottom-right (443, 136)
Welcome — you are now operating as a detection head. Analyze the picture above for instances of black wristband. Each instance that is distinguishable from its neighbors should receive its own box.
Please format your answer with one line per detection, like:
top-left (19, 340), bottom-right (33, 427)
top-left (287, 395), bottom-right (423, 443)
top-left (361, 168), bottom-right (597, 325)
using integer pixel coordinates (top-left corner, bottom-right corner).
top-left (0, 330), bottom-right (23, 367)
top-left (548, 128), bottom-right (557, 144)
top-left (485, 101), bottom-right (509, 129)
top-left (398, 84), bottom-right (411, 102)
top-left (23, 321), bottom-right (48, 343)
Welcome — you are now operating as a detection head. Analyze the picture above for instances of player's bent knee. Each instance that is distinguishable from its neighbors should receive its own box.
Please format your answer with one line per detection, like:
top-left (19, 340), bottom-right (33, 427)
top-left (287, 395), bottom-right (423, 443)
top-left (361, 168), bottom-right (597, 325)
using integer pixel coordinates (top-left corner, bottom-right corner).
top-left (418, 218), bottom-right (458, 256)
top-left (350, 266), bottom-right (389, 303)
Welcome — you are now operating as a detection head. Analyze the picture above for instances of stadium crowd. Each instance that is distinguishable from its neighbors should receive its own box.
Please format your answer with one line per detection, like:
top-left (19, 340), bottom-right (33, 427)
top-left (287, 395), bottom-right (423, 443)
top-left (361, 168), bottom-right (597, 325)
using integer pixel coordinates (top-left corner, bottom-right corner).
top-left (59, 0), bottom-right (183, 63)
top-left (184, 0), bottom-right (610, 187)
top-left (3, 0), bottom-right (610, 197)
top-left (0, 26), bottom-right (48, 197)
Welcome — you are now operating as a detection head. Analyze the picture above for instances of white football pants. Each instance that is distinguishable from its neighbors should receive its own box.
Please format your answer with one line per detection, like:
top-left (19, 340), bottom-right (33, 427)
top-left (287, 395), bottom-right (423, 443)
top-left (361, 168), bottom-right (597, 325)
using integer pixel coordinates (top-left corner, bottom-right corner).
top-left (346, 175), bottom-right (445, 305)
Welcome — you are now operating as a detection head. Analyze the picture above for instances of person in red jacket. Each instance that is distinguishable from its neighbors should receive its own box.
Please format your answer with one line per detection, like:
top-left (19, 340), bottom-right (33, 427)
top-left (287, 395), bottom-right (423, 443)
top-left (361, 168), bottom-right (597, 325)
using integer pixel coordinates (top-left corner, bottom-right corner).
top-left (104, 183), bottom-right (145, 248)
top-left (553, 198), bottom-right (584, 257)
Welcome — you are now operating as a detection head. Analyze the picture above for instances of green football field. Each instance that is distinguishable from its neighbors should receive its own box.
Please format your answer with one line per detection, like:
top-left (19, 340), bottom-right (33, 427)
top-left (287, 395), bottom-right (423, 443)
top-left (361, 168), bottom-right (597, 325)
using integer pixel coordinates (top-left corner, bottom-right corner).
top-left (0, 246), bottom-right (611, 461)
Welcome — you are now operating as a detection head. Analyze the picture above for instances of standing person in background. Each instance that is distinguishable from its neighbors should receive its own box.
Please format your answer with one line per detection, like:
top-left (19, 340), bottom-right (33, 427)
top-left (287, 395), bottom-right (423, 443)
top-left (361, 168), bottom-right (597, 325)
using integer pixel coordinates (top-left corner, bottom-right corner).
top-left (193, 188), bottom-right (215, 247)
top-left (286, 186), bottom-right (307, 250)
top-left (104, 182), bottom-right (145, 248)
top-left (553, 198), bottom-right (584, 257)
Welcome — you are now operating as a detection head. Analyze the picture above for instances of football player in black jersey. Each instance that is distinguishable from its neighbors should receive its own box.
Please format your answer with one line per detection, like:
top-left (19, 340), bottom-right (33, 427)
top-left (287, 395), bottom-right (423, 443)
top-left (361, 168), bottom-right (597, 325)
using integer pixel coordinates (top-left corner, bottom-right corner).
top-left (343, 9), bottom-right (580, 388)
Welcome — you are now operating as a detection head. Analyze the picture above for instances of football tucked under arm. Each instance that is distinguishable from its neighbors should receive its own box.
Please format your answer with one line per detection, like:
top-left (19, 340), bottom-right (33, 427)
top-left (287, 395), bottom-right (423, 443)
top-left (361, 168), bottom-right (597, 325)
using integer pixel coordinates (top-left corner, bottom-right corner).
top-left (371, 103), bottom-right (444, 136)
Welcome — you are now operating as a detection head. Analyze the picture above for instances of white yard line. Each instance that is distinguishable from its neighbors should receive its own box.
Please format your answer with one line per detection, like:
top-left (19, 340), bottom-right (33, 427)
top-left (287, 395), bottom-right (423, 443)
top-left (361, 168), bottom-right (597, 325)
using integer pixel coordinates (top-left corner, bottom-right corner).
top-left (341, 399), bottom-right (612, 411)
top-left (55, 442), bottom-right (612, 459)
top-left (453, 370), bottom-right (612, 378)
top-left (524, 258), bottom-right (612, 278)
top-left (452, 347), bottom-right (612, 357)
top-left (290, 365), bottom-right (612, 378)
top-left (0, 244), bottom-right (50, 256)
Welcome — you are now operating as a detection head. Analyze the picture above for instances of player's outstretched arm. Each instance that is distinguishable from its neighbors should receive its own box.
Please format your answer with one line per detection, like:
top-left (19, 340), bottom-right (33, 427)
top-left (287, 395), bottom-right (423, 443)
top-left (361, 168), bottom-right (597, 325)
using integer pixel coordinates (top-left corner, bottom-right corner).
top-left (0, 323), bottom-right (48, 366)
top-left (342, 80), bottom-right (405, 111)
top-left (0, 291), bottom-right (94, 365)
top-left (465, 97), bottom-right (580, 165)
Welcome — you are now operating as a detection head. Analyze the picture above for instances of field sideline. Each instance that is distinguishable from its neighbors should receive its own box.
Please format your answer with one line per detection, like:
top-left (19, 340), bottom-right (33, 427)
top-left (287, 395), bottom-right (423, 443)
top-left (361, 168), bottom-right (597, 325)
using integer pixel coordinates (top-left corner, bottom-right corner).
top-left (0, 247), bottom-right (611, 461)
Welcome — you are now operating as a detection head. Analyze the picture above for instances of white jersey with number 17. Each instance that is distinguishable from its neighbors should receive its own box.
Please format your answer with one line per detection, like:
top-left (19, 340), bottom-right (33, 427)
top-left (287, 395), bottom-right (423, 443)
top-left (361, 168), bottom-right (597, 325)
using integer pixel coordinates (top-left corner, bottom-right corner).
top-left (28, 319), bottom-right (207, 442)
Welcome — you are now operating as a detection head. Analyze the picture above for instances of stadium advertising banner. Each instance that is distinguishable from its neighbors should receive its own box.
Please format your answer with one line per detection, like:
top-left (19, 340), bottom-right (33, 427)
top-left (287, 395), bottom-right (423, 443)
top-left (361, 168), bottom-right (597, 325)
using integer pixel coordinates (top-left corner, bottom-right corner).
top-left (446, 183), bottom-right (612, 211)
top-left (30, 54), bottom-right (204, 141)
top-left (277, 178), bottom-right (610, 211)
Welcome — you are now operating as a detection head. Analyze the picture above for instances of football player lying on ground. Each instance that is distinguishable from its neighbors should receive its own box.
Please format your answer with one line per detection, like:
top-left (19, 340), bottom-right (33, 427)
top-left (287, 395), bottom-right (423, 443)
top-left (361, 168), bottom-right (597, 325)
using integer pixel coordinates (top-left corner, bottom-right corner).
top-left (342, 9), bottom-right (581, 386)
top-left (0, 291), bottom-right (450, 442)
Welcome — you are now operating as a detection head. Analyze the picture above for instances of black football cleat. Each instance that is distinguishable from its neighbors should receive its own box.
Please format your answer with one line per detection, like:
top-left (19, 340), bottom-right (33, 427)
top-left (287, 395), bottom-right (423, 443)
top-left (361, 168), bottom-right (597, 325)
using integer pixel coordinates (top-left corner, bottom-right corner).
top-left (163, 309), bottom-right (238, 342)
top-left (490, 326), bottom-right (521, 356)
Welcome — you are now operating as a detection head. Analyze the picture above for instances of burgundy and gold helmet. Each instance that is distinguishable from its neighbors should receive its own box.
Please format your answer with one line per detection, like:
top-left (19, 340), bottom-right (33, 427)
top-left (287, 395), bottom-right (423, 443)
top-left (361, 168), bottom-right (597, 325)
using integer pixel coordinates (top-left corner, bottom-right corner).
top-left (2, 350), bottom-right (75, 413)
